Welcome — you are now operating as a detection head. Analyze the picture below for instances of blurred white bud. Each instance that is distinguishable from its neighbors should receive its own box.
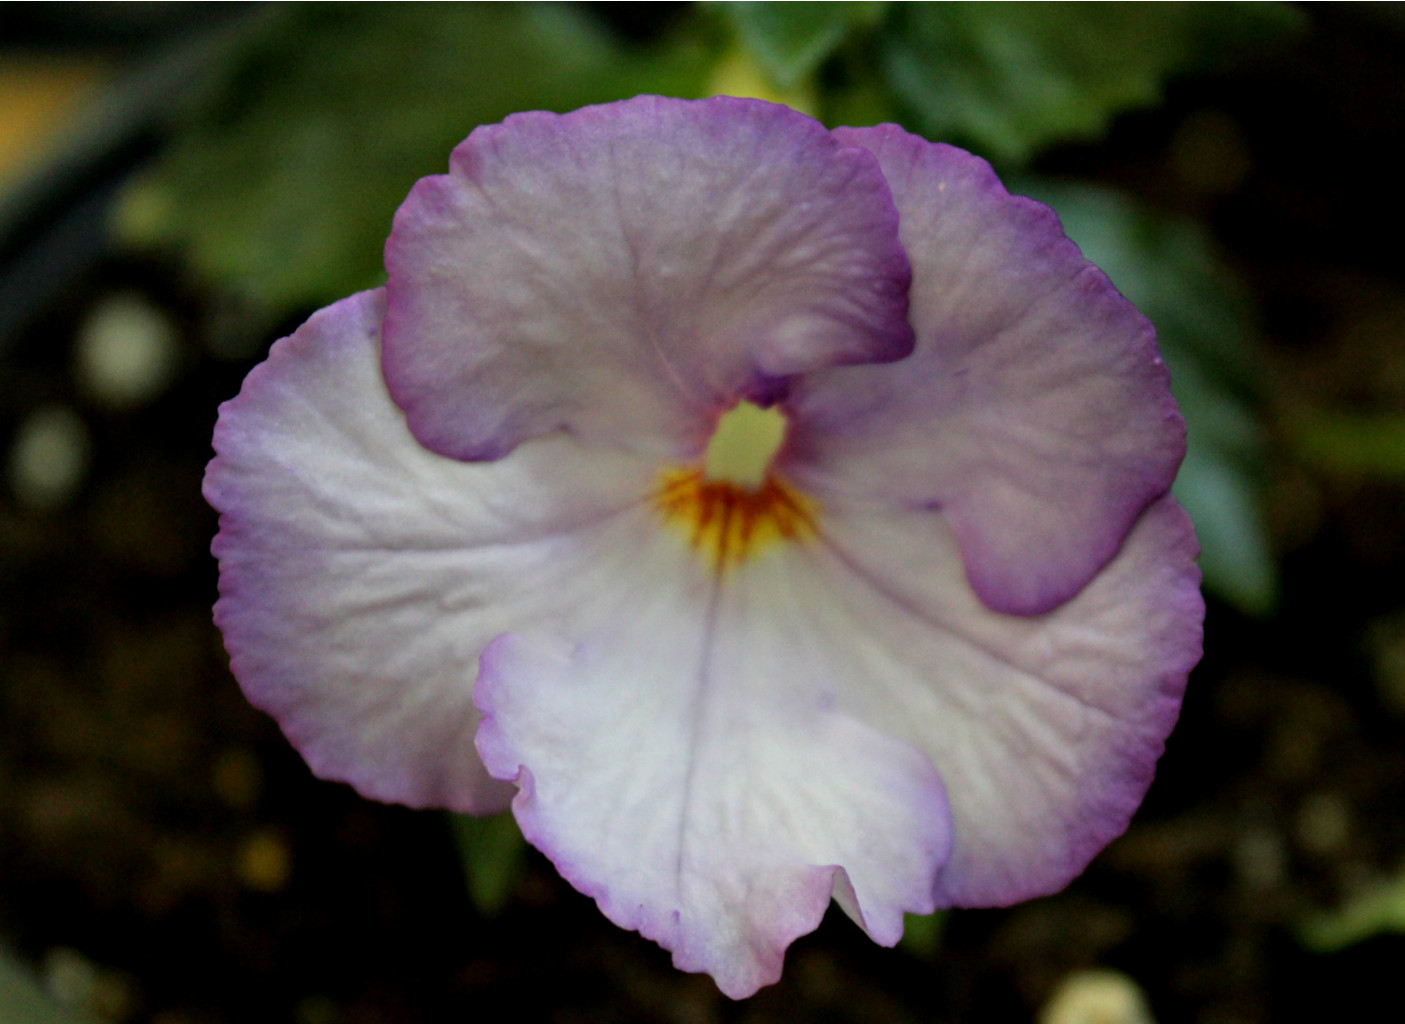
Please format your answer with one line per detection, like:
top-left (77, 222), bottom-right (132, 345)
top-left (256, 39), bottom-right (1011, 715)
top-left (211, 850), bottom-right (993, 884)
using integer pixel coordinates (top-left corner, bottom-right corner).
top-left (8, 405), bottom-right (91, 509)
top-left (1039, 968), bottom-right (1157, 1024)
top-left (75, 292), bottom-right (179, 408)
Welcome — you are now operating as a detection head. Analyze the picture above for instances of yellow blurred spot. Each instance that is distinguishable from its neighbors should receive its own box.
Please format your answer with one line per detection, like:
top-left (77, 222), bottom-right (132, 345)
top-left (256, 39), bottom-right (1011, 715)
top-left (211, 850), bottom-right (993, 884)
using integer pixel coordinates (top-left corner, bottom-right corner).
top-left (707, 45), bottom-right (818, 116)
top-left (0, 57), bottom-right (109, 192)
top-left (236, 829), bottom-right (292, 892)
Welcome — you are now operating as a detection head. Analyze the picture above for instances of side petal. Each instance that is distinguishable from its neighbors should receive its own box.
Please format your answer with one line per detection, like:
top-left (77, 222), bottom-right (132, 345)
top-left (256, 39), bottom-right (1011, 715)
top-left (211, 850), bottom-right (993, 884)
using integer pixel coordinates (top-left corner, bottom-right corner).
top-left (382, 95), bottom-right (914, 462)
top-left (473, 523), bottom-right (951, 999)
top-left (807, 494), bottom-right (1203, 906)
top-left (204, 289), bottom-right (658, 812)
top-left (787, 125), bottom-right (1186, 615)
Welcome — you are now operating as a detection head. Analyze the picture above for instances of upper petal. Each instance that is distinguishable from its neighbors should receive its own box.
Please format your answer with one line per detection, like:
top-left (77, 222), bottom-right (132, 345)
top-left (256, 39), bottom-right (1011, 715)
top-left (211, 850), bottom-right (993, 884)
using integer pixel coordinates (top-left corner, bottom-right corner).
top-left (786, 124), bottom-right (1186, 615)
top-left (381, 95), bottom-right (914, 462)
top-left (204, 289), bottom-right (659, 812)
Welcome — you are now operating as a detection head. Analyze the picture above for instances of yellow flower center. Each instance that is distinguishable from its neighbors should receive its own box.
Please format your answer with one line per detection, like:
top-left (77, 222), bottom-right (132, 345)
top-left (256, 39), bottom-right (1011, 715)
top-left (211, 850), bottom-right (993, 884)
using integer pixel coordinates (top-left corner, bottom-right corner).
top-left (655, 402), bottom-right (817, 571)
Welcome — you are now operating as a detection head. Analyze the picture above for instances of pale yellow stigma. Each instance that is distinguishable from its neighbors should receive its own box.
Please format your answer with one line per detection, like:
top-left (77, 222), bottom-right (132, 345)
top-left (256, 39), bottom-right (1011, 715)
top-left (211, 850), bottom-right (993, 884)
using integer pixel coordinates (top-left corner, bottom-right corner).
top-left (656, 402), bottom-right (817, 572)
top-left (701, 401), bottom-right (788, 490)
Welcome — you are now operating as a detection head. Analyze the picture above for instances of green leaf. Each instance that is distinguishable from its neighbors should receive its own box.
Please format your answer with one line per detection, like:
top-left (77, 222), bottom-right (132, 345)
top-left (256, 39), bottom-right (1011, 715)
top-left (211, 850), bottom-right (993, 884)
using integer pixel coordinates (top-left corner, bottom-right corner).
top-left (1020, 180), bottom-right (1278, 614)
top-left (880, 2), bottom-right (1303, 164)
top-left (117, 3), bottom-right (713, 315)
top-left (717, 2), bottom-right (888, 89)
top-left (1285, 410), bottom-right (1405, 480)
top-left (1173, 445), bottom-right (1276, 616)
top-left (1299, 869), bottom-right (1405, 952)
top-left (898, 910), bottom-right (946, 958)
top-left (0, 949), bottom-right (101, 1024)
top-left (449, 812), bottom-right (528, 917)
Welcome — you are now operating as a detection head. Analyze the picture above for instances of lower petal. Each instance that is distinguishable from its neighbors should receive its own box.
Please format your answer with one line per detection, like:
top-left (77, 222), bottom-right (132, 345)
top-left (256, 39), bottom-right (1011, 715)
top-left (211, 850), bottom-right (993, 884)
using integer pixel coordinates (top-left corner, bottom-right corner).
top-left (473, 523), bottom-right (951, 999)
top-left (807, 494), bottom-right (1203, 906)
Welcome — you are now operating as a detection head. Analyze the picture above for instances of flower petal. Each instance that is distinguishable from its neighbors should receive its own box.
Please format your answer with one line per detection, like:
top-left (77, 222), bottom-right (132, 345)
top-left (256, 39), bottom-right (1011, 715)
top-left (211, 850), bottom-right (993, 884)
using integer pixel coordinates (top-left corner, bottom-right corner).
top-left (382, 95), bottom-right (914, 463)
top-left (805, 493), bottom-right (1202, 906)
top-left (786, 125), bottom-right (1186, 615)
top-left (473, 523), bottom-right (952, 999)
top-left (205, 289), bottom-right (658, 812)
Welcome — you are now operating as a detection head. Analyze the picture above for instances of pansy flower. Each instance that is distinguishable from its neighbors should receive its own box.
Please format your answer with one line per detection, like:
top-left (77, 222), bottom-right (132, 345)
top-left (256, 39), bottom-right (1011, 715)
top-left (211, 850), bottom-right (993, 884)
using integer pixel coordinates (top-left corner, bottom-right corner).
top-left (205, 95), bottom-right (1203, 998)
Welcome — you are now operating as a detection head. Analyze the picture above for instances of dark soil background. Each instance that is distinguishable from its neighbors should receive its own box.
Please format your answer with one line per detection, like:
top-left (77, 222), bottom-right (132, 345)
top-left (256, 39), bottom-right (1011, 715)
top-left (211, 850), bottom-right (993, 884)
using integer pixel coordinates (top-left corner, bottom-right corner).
top-left (3, 5), bottom-right (1404, 1023)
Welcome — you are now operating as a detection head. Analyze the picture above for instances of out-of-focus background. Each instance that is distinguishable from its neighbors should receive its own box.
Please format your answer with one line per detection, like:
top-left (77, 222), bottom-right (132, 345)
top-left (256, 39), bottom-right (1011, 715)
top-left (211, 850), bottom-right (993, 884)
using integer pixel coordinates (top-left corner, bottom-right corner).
top-left (1, 3), bottom-right (1403, 1022)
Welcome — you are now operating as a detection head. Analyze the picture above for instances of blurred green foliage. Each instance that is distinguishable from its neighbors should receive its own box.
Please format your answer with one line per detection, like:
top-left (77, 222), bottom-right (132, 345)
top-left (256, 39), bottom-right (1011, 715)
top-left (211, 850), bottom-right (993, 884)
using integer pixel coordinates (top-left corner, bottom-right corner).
top-left (878, 2), bottom-right (1303, 164)
top-left (450, 811), bottom-right (529, 918)
top-left (1022, 183), bottom-right (1279, 614)
top-left (0, 950), bottom-right (99, 1024)
top-left (1299, 869), bottom-right (1405, 952)
top-left (118, 3), bottom-right (713, 311)
top-left (899, 908), bottom-right (946, 958)
top-left (1288, 410), bottom-right (1405, 480)
top-left (715, 2), bottom-right (888, 89)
